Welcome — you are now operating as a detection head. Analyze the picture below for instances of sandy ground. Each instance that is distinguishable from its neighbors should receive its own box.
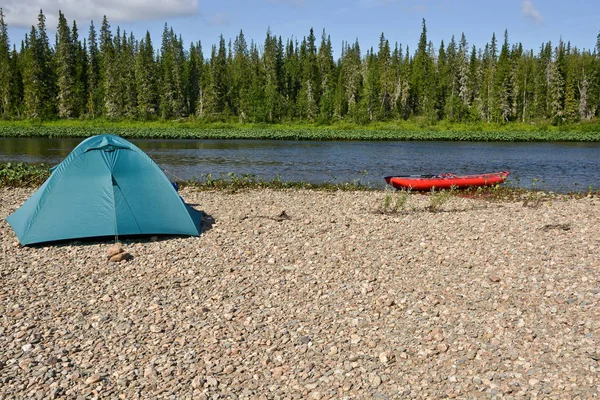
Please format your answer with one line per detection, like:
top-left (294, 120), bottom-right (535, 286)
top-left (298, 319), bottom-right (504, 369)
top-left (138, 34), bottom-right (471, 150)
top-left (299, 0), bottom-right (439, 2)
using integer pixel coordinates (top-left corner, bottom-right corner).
top-left (1, 187), bottom-right (599, 399)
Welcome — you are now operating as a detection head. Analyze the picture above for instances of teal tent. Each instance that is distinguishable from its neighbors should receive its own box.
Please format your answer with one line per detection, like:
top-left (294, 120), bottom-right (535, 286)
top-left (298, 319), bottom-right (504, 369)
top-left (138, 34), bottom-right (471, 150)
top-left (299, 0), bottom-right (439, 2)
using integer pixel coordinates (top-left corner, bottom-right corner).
top-left (6, 135), bottom-right (201, 245)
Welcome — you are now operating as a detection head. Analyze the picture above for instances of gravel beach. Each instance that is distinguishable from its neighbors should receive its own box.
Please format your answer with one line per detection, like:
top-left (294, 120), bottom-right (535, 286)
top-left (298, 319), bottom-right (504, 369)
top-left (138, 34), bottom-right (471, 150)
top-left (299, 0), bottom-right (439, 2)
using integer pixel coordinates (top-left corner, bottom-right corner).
top-left (1, 187), bottom-right (599, 399)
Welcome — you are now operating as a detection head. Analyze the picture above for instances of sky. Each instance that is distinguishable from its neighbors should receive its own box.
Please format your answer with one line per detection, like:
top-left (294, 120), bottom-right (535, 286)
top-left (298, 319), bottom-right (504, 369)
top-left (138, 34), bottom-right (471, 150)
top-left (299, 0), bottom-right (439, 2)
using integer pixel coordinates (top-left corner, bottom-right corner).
top-left (2, 0), bottom-right (600, 58)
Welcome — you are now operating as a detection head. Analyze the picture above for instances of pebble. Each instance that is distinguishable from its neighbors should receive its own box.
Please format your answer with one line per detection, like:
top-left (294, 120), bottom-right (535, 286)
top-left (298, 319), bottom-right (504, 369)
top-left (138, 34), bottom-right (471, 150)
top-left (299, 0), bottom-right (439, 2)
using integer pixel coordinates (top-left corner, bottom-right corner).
top-left (1, 187), bottom-right (598, 398)
top-left (85, 374), bottom-right (101, 385)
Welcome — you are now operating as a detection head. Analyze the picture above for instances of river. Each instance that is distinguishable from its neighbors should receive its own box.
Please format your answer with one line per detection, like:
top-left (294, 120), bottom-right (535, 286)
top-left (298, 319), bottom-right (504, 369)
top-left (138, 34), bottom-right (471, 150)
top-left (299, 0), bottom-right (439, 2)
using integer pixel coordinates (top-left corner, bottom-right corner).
top-left (1, 137), bottom-right (599, 192)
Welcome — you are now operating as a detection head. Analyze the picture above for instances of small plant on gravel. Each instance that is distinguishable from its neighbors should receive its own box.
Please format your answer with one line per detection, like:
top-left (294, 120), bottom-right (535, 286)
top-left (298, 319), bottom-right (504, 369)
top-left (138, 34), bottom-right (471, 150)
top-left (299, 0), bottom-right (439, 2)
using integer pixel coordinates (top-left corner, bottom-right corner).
top-left (383, 188), bottom-right (393, 211)
top-left (395, 188), bottom-right (411, 211)
top-left (427, 187), bottom-right (453, 212)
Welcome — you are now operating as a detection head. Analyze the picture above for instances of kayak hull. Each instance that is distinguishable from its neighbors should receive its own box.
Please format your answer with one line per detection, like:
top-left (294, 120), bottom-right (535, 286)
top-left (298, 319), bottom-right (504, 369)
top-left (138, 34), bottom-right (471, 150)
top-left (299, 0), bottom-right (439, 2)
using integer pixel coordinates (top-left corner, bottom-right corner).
top-left (384, 171), bottom-right (509, 191)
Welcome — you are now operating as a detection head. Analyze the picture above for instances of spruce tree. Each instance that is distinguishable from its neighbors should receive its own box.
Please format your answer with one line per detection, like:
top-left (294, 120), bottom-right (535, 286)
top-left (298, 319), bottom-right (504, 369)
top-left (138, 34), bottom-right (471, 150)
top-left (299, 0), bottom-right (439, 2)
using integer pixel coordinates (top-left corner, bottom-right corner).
top-left (135, 31), bottom-right (158, 119)
top-left (318, 30), bottom-right (336, 122)
top-left (100, 16), bottom-right (120, 117)
top-left (86, 21), bottom-right (101, 117)
top-left (72, 21), bottom-right (87, 118)
top-left (0, 8), bottom-right (11, 117)
top-left (23, 10), bottom-right (57, 119)
top-left (411, 19), bottom-right (436, 119)
top-left (56, 11), bottom-right (77, 118)
top-left (377, 33), bottom-right (393, 120)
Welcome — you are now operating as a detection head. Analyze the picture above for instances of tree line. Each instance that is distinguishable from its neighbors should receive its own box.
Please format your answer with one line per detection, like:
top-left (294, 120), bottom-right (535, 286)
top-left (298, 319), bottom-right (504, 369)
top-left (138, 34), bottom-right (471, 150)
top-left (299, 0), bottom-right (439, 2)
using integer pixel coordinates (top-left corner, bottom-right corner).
top-left (0, 9), bottom-right (599, 125)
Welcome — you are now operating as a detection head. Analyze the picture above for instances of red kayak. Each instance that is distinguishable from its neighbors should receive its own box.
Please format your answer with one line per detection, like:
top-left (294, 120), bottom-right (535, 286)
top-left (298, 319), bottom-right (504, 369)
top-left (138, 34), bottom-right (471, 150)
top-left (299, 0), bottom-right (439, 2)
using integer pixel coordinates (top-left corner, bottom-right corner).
top-left (384, 171), bottom-right (509, 191)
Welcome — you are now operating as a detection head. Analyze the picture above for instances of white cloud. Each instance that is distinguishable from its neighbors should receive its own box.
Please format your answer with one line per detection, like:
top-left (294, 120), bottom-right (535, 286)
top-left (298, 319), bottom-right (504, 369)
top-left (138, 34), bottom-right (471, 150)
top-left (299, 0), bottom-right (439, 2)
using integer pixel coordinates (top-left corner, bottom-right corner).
top-left (2, 0), bottom-right (199, 28)
top-left (521, 0), bottom-right (542, 24)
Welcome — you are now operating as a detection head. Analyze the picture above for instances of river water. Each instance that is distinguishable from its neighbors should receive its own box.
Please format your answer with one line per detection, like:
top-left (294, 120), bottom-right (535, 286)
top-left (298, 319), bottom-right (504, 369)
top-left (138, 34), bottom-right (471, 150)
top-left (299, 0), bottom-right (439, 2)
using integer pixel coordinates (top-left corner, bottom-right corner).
top-left (1, 137), bottom-right (599, 192)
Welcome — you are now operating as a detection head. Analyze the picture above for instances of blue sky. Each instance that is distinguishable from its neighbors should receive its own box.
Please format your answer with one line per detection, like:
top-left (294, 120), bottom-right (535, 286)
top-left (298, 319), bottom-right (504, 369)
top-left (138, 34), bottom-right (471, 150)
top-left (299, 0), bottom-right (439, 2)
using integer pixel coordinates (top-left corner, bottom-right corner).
top-left (3, 0), bottom-right (599, 58)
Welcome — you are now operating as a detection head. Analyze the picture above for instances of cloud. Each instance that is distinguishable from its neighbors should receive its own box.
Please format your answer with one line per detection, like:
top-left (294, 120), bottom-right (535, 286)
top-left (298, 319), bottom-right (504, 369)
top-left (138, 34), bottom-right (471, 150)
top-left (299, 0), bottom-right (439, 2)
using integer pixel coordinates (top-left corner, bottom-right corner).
top-left (521, 0), bottom-right (542, 24)
top-left (208, 12), bottom-right (229, 26)
top-left (1, 0), bottom-right (199, 28)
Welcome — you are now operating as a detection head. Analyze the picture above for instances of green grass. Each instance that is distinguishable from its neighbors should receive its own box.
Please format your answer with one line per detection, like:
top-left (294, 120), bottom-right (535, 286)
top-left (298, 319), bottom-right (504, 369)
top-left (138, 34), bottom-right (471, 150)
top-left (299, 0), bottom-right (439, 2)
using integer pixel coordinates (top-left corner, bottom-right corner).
top-left (0, 119), bottom-right (599, 141)
top-left (0, 162), bottom-right (51, 187)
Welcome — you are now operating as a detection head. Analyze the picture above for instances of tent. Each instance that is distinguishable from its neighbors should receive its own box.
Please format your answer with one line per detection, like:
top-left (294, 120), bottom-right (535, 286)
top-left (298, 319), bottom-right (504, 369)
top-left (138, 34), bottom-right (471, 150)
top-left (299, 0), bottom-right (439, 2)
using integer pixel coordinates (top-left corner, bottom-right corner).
top-left (6, 134), bottom-right (201, 245)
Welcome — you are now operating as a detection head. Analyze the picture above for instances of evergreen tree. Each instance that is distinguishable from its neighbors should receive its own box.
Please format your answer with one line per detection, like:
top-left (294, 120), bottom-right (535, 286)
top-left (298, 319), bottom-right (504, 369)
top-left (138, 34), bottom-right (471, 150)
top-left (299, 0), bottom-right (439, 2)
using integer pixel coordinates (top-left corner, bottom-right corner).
top-left (159, 26), bottom-right (186, 119)
top-left (411, 19), bottom-right (436, 119)
top-left (23, 10), bottom-right (57, 119)
top-left (136, 31), bottom-right (158, 118)
top-left (86, 21), bottom-right (101, 117)
top-left (100, 16), bottom-right (120, 117)
top-left (359, 48), bottom-right (379, 123)
top-left (494, 30), bottom-right (515, 122)
top-left (56, 11), bottom-right (77, 118)
top-left (263, 29), bottom-right (283, 122)
top-left (283, 39), bottom-right (300, 119)
top-left (547, 43), bottom-right (565, 123)
top-left (72, 21), bottom-right (87, 118)
top-left (247, 41), bottom-right (265, 120)
top-left (318, 30), bottom-right (336, 122)
top-left (341, 40), bottom-right (362, 119)
top-left (297, 28), bottom-right (320, 120)
top-left (208, 35), bottom-right (230, 116)
top-left (533, 42), bottom-right (552, 119)
top-left (231, 31), bottom-right (250, 120)
top-left (377, 33), bottom-right (393, 120)
top-left (121, 32), bottom-right (138, 118)
top-left (0, 8), bottom-right (12, 117)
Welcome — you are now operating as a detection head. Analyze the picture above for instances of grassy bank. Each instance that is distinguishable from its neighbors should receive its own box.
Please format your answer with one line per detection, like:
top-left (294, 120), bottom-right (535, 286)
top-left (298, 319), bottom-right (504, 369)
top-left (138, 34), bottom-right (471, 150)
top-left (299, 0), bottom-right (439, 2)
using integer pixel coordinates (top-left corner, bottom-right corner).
top-left (1, 119), bottom-right (599, 141)
top-left (0, 162), bottom-right (370, 192)
top-left (3, 163), bottom-right (598, 203)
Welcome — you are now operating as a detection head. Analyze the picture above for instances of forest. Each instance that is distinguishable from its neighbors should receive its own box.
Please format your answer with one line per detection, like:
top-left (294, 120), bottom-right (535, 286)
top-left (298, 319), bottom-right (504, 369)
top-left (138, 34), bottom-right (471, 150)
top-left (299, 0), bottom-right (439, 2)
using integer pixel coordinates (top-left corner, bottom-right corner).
top-left (0, 9), bottom-right (599, 127)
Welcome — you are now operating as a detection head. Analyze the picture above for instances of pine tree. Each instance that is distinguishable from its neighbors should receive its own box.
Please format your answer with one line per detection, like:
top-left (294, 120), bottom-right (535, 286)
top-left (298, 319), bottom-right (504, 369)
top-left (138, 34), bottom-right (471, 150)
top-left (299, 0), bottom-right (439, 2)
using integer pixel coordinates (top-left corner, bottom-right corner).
top-left (231, 31), bottom-right (249, 120)
top-left (318, 30), bottom-right (336, 122)
top-left (411, 19), bottom-right (436, 119)
top-left (136, 31), bottom-right (158, 118)
top-left (297, 28), bottom-right (320, 120)
top-left (213, 35), bottom-right (230, 115)
top-left (247, 41), bottom-right (265, 120)
top-left (547, 44), bottom-right (565, 123)
top-left (263, 29), bottom-right (283, 122)
top-left (86, 21), bottom-right (101, 117)
top-left (342, 40), bottom-right (362, 119)
top-left (283, 39), bottom-right (300, 119)
top-left (360, 48), bottom-right (379, 122)
top-left (0, 8), bottom-right (12, 117)
top-left (56, 11), bottom-right (77, 118)
top-left (100, 16), bottom-right (120, 117)
top-left (23, 10), bottom-right (57, 119)
top-left (494, 30), bottom-right (515, 122)
top-left (159, 26), bottom-right (186, 119)
top-left (121, 32), bottom-right (138, 118)
top-left (72, 21), bottom-right (87, 118)
top-left (377, 33), bottom-right (393, 120)
top-left (9, 45), bottom-right (23, 117)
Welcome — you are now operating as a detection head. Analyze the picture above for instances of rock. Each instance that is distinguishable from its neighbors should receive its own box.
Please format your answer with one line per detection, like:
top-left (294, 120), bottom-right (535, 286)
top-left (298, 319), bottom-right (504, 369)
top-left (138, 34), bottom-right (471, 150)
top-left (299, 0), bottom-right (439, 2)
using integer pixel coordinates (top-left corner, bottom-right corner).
top-left (109, 252), bottom-right (132, 262)
top-left (107, 243), bottom-right (124, 257)
top-left (1, 187), bottom-right (598, 399)
top-left (206, 376), bottom-right (218, 387)
top-left (85, 374), bottom-right (102, 385)
top-left (191, 376), bottom-right (205, 389)
top-left (149, 325), bottom-right (162, 333)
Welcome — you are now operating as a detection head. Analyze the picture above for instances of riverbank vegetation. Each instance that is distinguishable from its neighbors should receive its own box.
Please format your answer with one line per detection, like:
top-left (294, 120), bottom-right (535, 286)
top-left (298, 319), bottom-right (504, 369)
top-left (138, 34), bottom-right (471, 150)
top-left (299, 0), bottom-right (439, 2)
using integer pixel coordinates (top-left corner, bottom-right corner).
top-left (3, 163), bottom-right (598, 201)
top-left (0, 10), bottom-right (599, 139)
top-left (1, 120), bottom-right (600, 141)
